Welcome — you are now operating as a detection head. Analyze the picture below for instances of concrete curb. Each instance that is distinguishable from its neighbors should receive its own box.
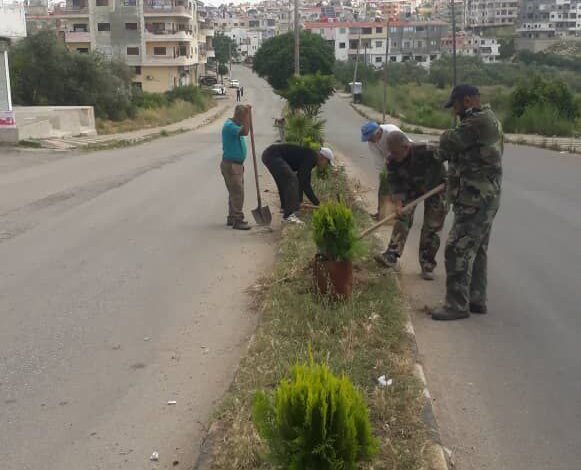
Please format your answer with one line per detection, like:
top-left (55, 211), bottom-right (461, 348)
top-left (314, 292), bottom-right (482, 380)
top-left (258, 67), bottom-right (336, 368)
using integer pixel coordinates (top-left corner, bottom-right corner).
top-left (38, 99), bottom-right (234, 151)
top-left (350, 100), bottom-right (581, 155)
top-left (378, 239), bottom-right (451, 470)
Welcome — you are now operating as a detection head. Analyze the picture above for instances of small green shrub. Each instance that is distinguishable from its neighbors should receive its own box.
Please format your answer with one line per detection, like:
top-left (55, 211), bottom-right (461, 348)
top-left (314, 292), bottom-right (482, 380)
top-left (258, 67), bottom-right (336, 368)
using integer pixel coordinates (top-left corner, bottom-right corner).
top-left (312, 202), bottom-right (361, 262)
top-left (504, 102), bottom-right (576, 136)
top-left (132, 91), bottom-right (169, 109)
top-left (252, 361), bottom-right (377, 469)
top-left (284, 114), bottom-right (325, 147)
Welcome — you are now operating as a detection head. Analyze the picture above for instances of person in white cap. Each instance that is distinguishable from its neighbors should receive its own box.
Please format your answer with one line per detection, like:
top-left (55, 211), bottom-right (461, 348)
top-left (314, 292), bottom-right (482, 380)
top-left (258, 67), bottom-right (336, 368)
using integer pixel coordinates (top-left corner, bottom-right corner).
top-left (261, 143), bottom-right (333, 224)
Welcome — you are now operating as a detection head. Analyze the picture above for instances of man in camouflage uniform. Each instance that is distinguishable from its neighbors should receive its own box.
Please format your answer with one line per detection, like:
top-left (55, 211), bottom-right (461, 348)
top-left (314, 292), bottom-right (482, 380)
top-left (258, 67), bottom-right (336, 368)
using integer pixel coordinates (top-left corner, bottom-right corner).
top-left (375, 130), bottom-right (448, 280)
top-left (432, 84), bottom-right (503, 321)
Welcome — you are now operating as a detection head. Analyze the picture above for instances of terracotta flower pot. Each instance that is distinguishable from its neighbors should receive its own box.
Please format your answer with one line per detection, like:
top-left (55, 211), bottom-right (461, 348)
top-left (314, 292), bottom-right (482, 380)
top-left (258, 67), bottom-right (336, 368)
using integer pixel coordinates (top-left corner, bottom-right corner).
top-left (313, 255), bottom-right (353, 300)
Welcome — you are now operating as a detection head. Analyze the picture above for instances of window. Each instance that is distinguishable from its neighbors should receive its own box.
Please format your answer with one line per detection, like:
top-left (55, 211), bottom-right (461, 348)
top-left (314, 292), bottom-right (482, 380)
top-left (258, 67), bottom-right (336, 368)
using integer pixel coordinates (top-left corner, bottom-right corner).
top-left (134, 66), bottom-right (142, 75)
top-left (132, 82), bottom-right (142, 90)
top-left (375, 56), bottom-right (382, 63)
top-left (339, 42), bottom-right (346, 48)
top-left (96, 0), bottom-right (108, 6)
top-left (362, 27), bottom-right (372, 34)
top-left (127, 47), bottom-right (139, 55)
top-left (124, 0), bottom-right (137, 5)
top-left (97, 23), bottom-right (110, 31)
top-left (376, 27), bottom-right (383, 33)
top-left (125, 22), bottom-right (138, 30)
top-left (403, 41), bottom-right (411, 49)
top-left (73, 23), bottom-right (88, 32)
top-left (375, 40), bottom-right (382, 48)
top-left (77, 47), bottom-right (89, 53)
top-left (340, 27), bottom-right (346, 33)
top-left (154, 47), bottom-right (167, 55)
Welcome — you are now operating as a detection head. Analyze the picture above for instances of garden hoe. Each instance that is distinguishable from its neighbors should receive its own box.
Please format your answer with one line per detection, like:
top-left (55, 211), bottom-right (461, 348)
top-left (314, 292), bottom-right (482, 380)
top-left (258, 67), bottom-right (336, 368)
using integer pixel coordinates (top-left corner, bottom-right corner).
top-left (358, 183), bottom-right (445, 239)
top-left (249, 109), bottom-right (272, 226)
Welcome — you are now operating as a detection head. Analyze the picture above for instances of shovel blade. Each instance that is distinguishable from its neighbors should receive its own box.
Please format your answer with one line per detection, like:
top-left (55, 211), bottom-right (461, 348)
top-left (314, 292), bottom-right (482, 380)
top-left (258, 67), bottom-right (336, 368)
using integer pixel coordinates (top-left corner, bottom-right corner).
top-left (252, 205), bottom-right (272, 226)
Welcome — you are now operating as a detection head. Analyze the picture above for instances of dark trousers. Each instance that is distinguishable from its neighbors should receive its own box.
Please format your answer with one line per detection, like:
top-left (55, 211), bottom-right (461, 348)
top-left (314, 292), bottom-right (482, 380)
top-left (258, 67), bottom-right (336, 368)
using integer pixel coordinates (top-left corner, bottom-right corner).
top-left (263, 155), bottom-right (299, 218)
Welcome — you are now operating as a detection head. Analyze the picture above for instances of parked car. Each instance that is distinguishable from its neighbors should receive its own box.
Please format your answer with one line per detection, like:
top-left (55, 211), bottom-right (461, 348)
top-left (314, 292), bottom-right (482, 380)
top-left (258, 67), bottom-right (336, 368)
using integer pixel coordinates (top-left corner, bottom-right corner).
top-left (229, 79), bottom-right (240, 89)
top-left (199, 75), bottom-right (218, 87)
top-left (211, 84), bottom-right (226, 96)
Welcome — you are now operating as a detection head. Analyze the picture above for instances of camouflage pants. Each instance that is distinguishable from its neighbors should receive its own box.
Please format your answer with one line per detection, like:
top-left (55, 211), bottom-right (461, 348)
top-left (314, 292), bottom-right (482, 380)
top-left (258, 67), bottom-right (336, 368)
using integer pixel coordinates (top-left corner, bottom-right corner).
top-left (445, 197), bottom-right (500, 312)
top-left (386, 192), bottom-right (447, 270)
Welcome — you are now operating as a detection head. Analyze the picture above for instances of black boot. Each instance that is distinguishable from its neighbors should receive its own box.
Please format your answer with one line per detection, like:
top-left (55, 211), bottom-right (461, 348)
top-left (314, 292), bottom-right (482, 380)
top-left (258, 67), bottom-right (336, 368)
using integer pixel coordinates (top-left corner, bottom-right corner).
top-left (232, 220), bottom-right (251, 231)
top-left (431, 306), bottom-right (470, 321)
top-left (469, 303), bottom-right (487, 314)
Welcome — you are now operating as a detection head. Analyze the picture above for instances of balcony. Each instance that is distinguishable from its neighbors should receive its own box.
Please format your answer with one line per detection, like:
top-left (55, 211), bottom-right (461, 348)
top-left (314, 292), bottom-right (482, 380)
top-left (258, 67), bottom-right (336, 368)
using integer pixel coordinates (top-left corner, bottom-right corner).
top-left (145, 29), bottom-right (193, 41)
top-left (143, 55), bottom-right (196, 66)
top-left (144, 1), bottom-right (192, 17)
top-left (53, 4), bottom-right (89, 16)
top-left (64, 31), bottom-right (91, 42)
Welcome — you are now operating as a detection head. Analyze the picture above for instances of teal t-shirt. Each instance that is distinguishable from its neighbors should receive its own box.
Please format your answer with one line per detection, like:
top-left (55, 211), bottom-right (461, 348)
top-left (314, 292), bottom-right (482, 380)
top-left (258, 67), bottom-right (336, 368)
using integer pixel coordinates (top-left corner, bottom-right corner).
top-left (222, 119), bottom-right (247, 163)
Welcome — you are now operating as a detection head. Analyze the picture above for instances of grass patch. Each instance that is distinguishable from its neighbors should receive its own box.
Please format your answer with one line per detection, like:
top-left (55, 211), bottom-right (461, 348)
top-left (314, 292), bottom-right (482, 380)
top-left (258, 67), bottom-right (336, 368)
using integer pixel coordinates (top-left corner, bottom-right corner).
top-left (18, 139), bottom-right (43, 148)
top-left (205, 168), bottom-right (429, 469)
top-left (362, 83), bottom-right (511, 130)
top-left (96, 95), bottom-right (214, 135)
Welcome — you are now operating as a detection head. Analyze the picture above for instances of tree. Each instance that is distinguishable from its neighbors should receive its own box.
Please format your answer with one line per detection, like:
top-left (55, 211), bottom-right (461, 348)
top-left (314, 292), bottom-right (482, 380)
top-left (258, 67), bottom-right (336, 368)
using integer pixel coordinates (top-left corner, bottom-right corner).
top-left (213, 33), bottom-right (238, 67)
top-left (253, 32), bottom-right (335, 91)
top-left (9, 31), bottom-right (135, 120)
top-left (218, 63), bottom-right (229, 81)
top-left (510, 75), bottom-right (579, 120)
top-left (283, 74), bottom-right (335, 116)
top-left (498, 37), bottom-right (516, 61)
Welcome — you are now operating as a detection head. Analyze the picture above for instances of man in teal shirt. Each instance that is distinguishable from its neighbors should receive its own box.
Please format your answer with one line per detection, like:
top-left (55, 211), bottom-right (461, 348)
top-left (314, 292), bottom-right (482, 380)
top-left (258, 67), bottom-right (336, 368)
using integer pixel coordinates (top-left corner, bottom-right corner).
top-left (221, 104), bottom-right (251, 230)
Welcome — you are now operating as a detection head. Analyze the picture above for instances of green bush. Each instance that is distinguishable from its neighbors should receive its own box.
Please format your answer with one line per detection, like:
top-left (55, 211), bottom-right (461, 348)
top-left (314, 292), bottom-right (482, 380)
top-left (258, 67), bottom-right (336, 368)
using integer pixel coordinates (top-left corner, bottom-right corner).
top-left (252, 361), bottom-right (377, 469)
top-left (504, 103), bottom-right (576, 136)
top-left (284, 74), bottom-right (335, 117)
top-left (165, 84), bottom-right (209, 108)
top-left (284, 114), bottom-right (325, 148)
top-left (312, 202), bottom-right (361, 262)
top-left (510, 75), bottom-right (579, 120)
top-left (132, 90), bottom-right (169, 109)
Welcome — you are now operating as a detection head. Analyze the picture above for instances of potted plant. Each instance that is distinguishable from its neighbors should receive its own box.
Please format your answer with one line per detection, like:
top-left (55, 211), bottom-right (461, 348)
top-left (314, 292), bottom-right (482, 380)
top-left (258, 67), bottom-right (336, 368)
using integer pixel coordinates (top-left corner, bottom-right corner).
top-left (312, 202), bottom-right (361, 299)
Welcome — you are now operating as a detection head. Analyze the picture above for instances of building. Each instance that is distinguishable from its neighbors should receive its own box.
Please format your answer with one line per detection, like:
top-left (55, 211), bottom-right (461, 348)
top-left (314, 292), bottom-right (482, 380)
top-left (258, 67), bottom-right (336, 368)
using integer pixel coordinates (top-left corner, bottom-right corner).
top-left (516, 0), bottom-right (581, 51)
top-left (305, 19), bottom-right (448, 67)
top-left (388, 20), bottom-right (449, 65)
top-left (53, 0), bottom-right (201, 92)
top-left (432, 0), bottom-right (465, 29)
top-left (441, 31), bottom-right (500, 62)
top-left (464, 0), bottom-right (520, 31)
top-left (305, 21), bottom-right (389, 67)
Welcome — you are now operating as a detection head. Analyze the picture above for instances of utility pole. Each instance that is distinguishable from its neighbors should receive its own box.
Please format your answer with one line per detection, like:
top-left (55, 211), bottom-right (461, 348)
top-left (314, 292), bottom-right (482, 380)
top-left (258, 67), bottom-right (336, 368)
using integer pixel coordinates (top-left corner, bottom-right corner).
top-left (294, 0), bottom-right (300, 75)
top-left (228, 39), bottom-right (232, 80)
top-left (382, 21), bottom-right (389, 123)
top-left (352, 27), bottom-right (361, 103)
top-left (450, 0), bottom-right (457, 86)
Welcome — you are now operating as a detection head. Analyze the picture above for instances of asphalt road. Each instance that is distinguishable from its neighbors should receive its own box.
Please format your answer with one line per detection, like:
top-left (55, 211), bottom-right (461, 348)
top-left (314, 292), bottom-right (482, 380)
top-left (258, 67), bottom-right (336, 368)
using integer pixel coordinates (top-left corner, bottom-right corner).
top-left (0, 66), bottom-right (282, 470)
top-left (323, 95), bottom-right (581, 469)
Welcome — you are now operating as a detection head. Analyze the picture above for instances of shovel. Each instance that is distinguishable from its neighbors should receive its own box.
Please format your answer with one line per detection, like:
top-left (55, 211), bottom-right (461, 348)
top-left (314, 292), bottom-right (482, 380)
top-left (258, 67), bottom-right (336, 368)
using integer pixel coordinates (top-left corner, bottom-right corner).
top-left (248, 109), bottom-right (272, 226)
top-left (358, 183), bottom-right (445, 239)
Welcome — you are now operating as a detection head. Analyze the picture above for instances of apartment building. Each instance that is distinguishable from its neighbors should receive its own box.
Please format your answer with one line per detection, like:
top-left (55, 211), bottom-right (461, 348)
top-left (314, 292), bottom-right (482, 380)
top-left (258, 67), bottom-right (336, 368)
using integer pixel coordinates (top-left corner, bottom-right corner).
top-left (54, 0), bottom-right (201, 92)
top-left (516, 0), bottom-right (581, 51)
top-left (388, 20), bottom-right (449, 65)
top-left (305, 21), bottom-right (389, 67)
top-left (441, 31), bottom-right (500, 62)
top-left (432, 0), bottom-right (465, 28)
top-left (464, 0), bottom-right (520, 31)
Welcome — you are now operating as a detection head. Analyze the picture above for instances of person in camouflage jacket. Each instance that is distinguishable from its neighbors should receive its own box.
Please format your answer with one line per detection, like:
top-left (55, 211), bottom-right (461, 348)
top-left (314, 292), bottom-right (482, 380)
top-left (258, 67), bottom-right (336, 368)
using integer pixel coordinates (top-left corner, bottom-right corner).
top-left (374, 130), bottom-right (448, 280)
top-left (432, 84), bottom-right (503, 321)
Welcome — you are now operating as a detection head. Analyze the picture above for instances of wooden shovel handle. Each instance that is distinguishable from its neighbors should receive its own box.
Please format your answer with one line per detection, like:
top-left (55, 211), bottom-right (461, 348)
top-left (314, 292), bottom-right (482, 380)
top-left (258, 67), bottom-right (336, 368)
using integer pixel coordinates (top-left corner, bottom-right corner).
top-left (248, 108), bottom-right (262, 206)
top-left (358, 183), bottom-right (445, 240)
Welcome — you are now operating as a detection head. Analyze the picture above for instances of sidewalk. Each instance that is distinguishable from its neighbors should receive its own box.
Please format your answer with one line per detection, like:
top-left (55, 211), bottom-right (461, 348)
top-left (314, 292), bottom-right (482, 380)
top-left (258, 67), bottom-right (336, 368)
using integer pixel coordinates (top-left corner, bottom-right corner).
top-left (350, 99), bottom-right (581, 155)
top-left (39, 95), bottom-right (235, 150)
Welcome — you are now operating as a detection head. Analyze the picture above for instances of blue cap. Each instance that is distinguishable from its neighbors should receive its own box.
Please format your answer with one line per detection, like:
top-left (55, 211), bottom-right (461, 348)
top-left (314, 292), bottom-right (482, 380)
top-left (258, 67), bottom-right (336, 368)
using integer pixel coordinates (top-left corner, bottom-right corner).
top-left (361, 121), bottom-right (380, 142)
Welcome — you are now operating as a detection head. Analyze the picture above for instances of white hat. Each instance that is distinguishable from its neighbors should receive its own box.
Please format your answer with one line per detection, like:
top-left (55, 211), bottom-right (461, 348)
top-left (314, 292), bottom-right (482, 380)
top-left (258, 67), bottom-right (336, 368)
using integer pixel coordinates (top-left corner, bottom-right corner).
top-left (319, 147), bottom-right (334, 166)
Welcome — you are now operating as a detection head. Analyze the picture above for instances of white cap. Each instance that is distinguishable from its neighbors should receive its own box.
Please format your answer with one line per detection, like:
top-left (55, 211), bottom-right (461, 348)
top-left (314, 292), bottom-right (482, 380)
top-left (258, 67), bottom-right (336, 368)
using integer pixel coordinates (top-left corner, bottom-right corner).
top-left (319, 147), bottom-right (334, 166)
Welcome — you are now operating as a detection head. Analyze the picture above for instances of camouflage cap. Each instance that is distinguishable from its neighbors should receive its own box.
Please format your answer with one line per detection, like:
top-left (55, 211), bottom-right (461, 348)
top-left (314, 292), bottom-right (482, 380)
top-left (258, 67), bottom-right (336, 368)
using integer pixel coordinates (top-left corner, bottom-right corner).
top-left (444, 84), bottom-right (480, 108)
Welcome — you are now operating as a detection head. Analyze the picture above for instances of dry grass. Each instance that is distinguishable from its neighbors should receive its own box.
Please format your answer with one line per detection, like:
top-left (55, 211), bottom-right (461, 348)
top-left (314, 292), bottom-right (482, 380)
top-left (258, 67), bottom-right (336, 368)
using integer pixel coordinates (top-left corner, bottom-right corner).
top-left (203, 168), bottom-right (429, 469)
top-left (96, 98), bottom-right (215, 135)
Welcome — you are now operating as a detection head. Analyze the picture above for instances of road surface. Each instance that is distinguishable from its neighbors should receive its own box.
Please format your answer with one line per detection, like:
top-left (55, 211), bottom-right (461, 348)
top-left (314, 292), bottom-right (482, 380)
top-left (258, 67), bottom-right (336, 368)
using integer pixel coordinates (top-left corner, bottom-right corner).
top-left (0, 66), bottom-right (283, 470)
top-left (323, 95), bottom-right (581, 470)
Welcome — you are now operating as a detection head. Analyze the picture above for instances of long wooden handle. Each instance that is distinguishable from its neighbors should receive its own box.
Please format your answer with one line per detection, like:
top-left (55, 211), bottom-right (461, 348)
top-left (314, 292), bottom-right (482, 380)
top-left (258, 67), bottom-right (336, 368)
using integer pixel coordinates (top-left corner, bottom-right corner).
top-left (248, 109), bottom-right (261, 206)
top-left (358, 183), bottom-right (445, 240)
